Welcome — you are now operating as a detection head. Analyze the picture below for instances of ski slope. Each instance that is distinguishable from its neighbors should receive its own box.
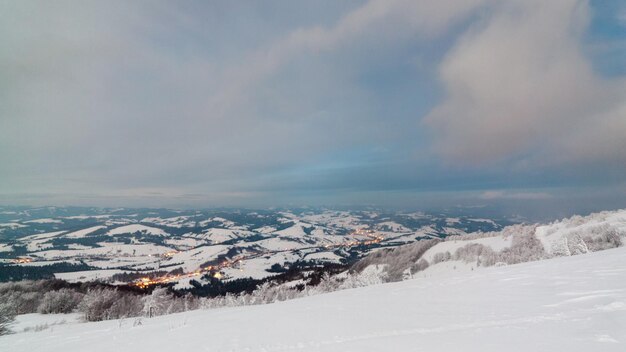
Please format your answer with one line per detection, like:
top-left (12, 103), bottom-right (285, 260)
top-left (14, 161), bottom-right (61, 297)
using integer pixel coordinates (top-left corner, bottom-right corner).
top-left (3, 246), bottom-right (625, 351)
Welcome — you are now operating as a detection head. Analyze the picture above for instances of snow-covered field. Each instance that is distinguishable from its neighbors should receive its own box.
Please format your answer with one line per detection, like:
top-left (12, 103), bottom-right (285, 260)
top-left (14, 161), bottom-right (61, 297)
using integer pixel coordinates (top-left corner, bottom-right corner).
top-left (3, 246), bottom-right (625, 351)
top-left (10, 313), bottom-right (82, 333)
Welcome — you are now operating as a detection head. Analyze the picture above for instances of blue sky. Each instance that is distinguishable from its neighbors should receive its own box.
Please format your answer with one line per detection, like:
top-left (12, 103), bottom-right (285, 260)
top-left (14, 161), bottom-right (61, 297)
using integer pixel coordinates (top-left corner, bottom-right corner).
top-left (1, 0), bottom-right (625, 215)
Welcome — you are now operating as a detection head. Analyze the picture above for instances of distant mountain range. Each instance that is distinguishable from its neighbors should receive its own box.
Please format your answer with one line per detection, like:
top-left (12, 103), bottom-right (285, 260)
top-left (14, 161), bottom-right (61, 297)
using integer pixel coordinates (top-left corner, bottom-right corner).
top-left (0, 206), bottom-right (511, 286)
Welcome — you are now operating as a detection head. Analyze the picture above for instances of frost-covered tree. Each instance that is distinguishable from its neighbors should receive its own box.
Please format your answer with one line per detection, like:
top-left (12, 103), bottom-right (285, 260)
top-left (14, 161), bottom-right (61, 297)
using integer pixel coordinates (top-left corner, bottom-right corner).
top-left (432, 251), bottom-right (452, 264)
top-left (498, 230), bottom-right (545, 264)
top-left (454, 243), bottom-right (496, 264)
top-left (352, 239), bottom-right (439, 282)
top-left (107, 293), bottom-right (143, 319)
top-left (339, 269), bottom-right (387, 289)
top-left (38, 289), bottom-right (84, 314)
top-left (7, 291), bottom-right (42, 315)
top-left (0, 302), bottom-right (15, 335)
top-left (582, 225), bottom-right (622, 252)
top-left (183, 294), bottom-right (200, 311)
top-left (314, 272), bottom-right (342, 293)
top-left (409, 259), bottom-right (429, 274)
top-left (142, 287), bottom-right (176, 317)
top-left (79, 288), bottom-right (122, 321)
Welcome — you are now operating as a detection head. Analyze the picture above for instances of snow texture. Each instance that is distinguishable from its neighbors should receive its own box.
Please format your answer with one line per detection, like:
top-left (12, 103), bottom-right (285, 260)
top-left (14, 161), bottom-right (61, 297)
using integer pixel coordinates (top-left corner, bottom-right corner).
top-left (106, 224), bottom-right (168, 236)
top-left (2, 246), bottom-right (625, 351)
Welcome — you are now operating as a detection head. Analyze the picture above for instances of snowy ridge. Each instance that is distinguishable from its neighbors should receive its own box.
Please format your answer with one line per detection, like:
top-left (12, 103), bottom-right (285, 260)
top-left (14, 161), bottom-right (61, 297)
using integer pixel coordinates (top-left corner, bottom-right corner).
top-left (359, 209), bottom-right (626, 280)
top-left (535, 209), bottom-right (626, 256)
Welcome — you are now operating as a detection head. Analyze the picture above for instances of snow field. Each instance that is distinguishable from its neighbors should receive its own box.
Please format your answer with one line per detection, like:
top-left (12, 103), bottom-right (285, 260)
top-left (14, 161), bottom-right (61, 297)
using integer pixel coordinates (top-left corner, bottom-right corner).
top-left (3, 246), bottom-right (625, 352)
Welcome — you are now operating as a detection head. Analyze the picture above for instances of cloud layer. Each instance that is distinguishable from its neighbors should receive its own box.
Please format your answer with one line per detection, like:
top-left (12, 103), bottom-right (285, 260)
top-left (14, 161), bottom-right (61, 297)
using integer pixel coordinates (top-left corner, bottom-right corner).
top-left (1, 0), bottom-right (624, 209)
top-left (425, 0), bottom-right (626, 167)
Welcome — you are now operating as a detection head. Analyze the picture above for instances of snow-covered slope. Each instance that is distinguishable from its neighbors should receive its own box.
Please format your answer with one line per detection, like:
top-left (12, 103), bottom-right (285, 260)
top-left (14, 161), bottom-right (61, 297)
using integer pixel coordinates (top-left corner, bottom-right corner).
top-left (63, 226), bottom-right (106, 238)
top-left (106, 224), bottom-right (168, 237)
top-left (411, 209), bottom-right (626, 278)
top-left (3, 246), bottom-right (625, 352)
top-left (535, 209), bottom-right (626, 255)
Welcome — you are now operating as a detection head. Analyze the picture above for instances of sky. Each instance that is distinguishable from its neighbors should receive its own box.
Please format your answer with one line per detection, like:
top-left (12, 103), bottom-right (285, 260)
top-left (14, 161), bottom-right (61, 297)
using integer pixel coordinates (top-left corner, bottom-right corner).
top-left (1, 0), bottom-right (625, 215)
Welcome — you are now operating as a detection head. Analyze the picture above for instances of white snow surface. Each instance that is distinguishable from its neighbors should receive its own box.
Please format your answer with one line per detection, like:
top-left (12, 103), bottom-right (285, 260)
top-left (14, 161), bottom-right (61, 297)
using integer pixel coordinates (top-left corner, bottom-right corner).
top-left (303, 250), bottom-right (342, 261)
top-left (11, 313), bottom-right (82, 333)
top-left (165, 245), bottom-right (229, 272)
top-left (253, 237), bottom-right (306, 251)
top-left (3, 246), bottom-right (626, 351)
top-left (200, 228), bottom-right (253, 243)
top-left (0, 222), bottom-right (27, 229)
top-left (55, 269), bottom-right (126, 282)
top-left (0, 243), bottom-right (13, 252)
top-left (140, 216), bottom-right (195, 228)
top-left (274, 223), bottom-right (311, 237)
top-left (62, 215), bottom-right (111, 220)
top-left (63, 226), bottom-right (106, 238)
top-left (23, 218), bottom-right (63, 224)
top-left (253, 225), bottom-right (277, 234)
top-left (20, 230), bottom-right (67, 242)
top-left (32, 243), bottom-right (171, 260)
top-left (107, 224), bottom-right (168, 236)
top-left (222, 251), bottom-right (300, 280)
top-left (375, 221), bottom-right (411, 233)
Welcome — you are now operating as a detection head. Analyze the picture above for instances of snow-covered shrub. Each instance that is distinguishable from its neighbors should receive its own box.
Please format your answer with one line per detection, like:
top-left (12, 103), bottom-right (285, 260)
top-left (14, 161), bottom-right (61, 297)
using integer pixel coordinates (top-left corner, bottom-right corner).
top-left (4, 290), bottom-right (42, 315)
top-left (142, 287), bottom-right (174, 317)
top-left (454, 243), bottom-right (496, 264)
top-left (498, 230), bottom-right (546, 264)
top-left (585, 232), bottom-right (622, 251)
top-left (339, 267), bottom-right (387, 289)
top-left (166, 296), bottom-right (187, 314)
top-left (0, 281), bottom-right (46, 315)
top-left (409, 259), bottom-right (429, 274)
top-left (79, 288), bottom-right (123, 321)
top-left (432, 251), bottom-right (452, 264)
top-left (108, 293), bottom-right (143, 319)
top-left (182, 294), bottom-right (201, 311)
top-left (352, 239), bottom-right (439, 282)
top-left (244, 281), bottom-right (305, 304)
top-left (0, 302), bottom-right (15, 335)
top-left (37, 288), bottom-right (84, 314)
top-left (141, 287), bottom-right (201, 316)
top-left (582, 225), bottom-right (622, 252)
top-left (314, 272), bottom-right (343, 293)
top-left (249, 282), bottom-right (276, 304)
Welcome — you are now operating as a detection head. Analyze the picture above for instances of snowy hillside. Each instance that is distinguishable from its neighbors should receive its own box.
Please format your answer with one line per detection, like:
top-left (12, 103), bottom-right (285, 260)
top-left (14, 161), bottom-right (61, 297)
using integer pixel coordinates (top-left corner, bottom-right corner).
top-left (359, 209), bottom-right (626, 280)
top-left (0, 206), bottom-right (508, 286)
top-left (2, 245), bottom-right (625, 351)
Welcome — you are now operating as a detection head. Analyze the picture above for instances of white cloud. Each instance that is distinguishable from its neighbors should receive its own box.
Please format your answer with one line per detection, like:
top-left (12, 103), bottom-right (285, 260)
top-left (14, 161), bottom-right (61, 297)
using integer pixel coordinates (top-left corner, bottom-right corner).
top-left (425, 0), bottom-right (626, 166)
top-left (211, 0), bottom-right (491, 119)
top-left (0, 0), bottom-right (490, 202)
